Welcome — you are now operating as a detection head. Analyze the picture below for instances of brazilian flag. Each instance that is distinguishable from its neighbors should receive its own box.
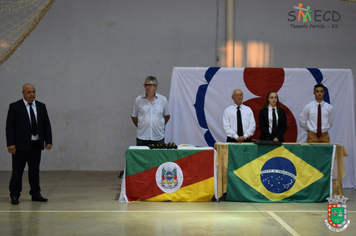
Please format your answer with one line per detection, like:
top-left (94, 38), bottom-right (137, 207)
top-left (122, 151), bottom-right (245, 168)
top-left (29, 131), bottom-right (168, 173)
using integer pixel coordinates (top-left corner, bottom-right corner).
top-left (226, 144), bottom-right (334, 202)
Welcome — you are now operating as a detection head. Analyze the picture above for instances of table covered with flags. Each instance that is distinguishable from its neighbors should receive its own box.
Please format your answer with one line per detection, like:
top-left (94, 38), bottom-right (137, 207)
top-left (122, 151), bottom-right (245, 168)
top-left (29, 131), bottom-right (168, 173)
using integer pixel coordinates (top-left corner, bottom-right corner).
top-left (214, 142), bottom-right (347, 202)
top-left (119, 146), bottom-right (215, 202)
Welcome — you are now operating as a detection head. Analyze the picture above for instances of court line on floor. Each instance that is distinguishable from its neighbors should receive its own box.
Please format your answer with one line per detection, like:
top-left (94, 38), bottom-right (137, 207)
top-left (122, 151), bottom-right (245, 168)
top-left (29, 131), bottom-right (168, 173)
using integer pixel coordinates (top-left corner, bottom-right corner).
top-left (268, 211), bottom-right (301, 236)
top-left (1, 210), bottom-right (356, 213)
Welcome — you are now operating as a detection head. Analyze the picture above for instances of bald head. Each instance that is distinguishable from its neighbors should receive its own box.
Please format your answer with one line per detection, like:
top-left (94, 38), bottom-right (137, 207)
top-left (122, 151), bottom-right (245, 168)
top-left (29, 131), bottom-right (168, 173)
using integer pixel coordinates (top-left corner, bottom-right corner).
top-left (22, 83), bottom-right (36, 103)
top-left (231, 89), bottom-right (243, 106)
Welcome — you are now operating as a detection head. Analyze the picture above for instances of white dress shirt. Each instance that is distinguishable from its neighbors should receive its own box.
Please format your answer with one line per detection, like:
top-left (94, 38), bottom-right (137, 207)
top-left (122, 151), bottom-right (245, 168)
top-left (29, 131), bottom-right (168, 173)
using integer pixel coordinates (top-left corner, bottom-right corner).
top-left (299, 100), bottom-right (333, 133)
top-left (223, 104), bottom-right (256, 139)
top-left (23, 98), bottom-right (39, 140)
top-left (132, 93), bottom-right (170, 141)
top-left (268, 105), bottom-right (279, 134)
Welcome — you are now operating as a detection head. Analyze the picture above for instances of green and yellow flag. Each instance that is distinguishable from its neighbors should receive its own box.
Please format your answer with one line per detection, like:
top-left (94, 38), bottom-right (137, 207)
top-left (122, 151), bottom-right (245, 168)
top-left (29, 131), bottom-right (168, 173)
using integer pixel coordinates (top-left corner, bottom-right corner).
top-left (226, 144), bottom-right (334, 202)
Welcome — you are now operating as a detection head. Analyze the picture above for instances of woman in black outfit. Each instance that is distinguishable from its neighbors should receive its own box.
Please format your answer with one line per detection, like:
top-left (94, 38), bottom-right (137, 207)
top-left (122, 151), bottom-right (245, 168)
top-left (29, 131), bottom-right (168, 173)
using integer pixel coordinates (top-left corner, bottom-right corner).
top-left (259, 91), bottom-right (287, 142)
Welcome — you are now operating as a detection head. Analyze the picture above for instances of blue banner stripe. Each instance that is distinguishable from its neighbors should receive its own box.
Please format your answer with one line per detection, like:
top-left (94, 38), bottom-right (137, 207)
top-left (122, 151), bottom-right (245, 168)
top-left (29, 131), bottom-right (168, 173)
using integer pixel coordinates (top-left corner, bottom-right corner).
top-left (193, 67), bottom-right (221, 146)
top-left (204, 130), bottom-right (215, 147)
top-left (194, 84), bottom-right (208, 128)
top-left (204, 67), bottom-right (220, 83)
top-left (307, 68), bottom-right (331, 104)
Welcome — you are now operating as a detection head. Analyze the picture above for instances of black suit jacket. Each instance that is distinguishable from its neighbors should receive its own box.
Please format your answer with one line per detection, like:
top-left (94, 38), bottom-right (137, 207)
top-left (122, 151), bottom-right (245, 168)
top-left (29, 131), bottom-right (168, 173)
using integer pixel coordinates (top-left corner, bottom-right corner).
top-left (259, 107), bottom-right (287, 142)
top-left (6, 99), bottom-right (52, 151)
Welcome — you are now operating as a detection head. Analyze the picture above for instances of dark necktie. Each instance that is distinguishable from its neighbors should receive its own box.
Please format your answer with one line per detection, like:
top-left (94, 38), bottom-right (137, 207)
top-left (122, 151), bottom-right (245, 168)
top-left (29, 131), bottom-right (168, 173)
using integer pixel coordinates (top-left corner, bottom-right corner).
top-left (237, 106), bottom-right (243, 136)
top-left (272, 108), bottom-right (277, 135)
top-left (29, 103), bottom-right (38, 136)
top-left (317, 104), bottom-right (321, 138)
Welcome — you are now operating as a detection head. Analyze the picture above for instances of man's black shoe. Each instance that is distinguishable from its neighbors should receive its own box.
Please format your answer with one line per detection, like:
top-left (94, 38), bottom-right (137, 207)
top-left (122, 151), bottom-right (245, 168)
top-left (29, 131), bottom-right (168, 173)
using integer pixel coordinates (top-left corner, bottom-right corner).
top-left (11, 197), bottom-right (19, 205)
top-left (32, 195), bottom-right (48, 202)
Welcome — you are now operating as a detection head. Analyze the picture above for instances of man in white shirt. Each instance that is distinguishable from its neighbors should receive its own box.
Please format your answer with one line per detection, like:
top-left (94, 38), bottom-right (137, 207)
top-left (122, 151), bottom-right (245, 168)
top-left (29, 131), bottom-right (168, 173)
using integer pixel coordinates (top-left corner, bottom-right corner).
top-left (131, 76), bottom-right (170, 146)
top-left (223, 89), bottom-right (256, 142)
top-left (299, 83), bottom-right (333, 143)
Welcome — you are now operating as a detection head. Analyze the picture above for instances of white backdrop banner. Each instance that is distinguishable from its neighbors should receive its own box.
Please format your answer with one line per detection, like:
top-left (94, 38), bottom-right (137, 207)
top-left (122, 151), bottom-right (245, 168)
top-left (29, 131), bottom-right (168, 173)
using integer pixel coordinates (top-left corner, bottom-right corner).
top-left (165, 67), bottom-right (356, 188)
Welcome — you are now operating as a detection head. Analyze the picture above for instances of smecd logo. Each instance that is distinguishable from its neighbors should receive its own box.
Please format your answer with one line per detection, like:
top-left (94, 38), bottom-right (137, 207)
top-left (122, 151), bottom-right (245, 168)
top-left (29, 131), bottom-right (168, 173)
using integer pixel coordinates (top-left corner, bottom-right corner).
top-left (292, 3), bottom-right (312, 22)
top-left (288, 3), bottom-right (341, 29)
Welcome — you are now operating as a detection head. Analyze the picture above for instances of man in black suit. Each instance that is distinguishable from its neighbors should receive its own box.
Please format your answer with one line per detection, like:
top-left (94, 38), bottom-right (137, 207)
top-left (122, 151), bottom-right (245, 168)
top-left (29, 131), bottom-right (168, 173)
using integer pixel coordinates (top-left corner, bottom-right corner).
top-left (6, 83), bottom-right (52, 205)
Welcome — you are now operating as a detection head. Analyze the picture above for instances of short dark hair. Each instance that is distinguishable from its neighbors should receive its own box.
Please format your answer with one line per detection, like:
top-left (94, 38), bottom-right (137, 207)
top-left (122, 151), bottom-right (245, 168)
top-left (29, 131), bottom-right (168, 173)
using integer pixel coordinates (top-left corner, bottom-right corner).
top-left (314, 83), bottom-right (325, 91)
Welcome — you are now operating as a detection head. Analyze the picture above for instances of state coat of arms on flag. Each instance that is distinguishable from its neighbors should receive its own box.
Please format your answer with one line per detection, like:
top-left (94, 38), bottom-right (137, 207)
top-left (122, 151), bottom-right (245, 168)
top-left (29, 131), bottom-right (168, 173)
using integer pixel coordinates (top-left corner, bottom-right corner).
top-left (156, 162), bottom-right (183, 193)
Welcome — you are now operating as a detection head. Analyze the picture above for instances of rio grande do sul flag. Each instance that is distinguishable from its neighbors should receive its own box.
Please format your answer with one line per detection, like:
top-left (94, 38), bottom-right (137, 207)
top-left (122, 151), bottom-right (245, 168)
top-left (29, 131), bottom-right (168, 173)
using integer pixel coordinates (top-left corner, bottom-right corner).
top-left (226, 144), bottom-right (335, 202)
top-left (125, 148), bottom-right (214, 202)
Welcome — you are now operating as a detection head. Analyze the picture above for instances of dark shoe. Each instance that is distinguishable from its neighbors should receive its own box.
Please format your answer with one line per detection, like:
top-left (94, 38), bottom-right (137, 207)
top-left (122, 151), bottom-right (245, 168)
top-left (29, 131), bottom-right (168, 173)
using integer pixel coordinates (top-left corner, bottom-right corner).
top-left (11, 197), bottom-right (19, 205)
top-left (32, 195), bottom-right (48, 202)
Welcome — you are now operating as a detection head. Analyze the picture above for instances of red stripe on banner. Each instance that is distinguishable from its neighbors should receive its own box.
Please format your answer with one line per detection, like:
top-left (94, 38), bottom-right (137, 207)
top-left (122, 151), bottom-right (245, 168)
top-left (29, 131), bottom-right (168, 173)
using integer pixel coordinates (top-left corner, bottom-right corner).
top-left (126, 166), bottom-right (160, 201)
top-left (125, 149), bottom-right (214, 201)
top-left (176, 150), bottom-right (214, 188)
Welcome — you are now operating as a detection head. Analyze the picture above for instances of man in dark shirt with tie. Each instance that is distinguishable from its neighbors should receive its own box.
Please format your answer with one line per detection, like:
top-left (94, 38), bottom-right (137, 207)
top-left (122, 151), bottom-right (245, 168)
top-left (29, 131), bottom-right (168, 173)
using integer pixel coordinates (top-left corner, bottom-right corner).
top-left (6, 83), bottom-right (52, 205)
top-left (223, 89), bottom-right (256, 142)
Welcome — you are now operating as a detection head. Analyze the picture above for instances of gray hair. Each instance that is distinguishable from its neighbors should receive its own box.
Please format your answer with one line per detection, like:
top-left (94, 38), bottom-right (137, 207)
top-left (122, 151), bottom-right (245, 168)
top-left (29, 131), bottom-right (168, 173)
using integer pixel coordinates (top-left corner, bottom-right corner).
top-left (145, 76), bottom-right (158, 85)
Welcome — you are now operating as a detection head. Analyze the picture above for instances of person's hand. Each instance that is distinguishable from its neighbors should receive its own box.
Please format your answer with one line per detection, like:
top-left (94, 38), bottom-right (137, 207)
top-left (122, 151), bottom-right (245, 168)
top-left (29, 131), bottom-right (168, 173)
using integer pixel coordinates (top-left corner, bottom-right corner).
top-left (273, 138), bottom-right (279, 142)
top-left (45, 144), bottom-right (52, 150)
top-left (237, 136), bottom-right (245, 143)
top-left (8, 145), bottom-right (16, 154)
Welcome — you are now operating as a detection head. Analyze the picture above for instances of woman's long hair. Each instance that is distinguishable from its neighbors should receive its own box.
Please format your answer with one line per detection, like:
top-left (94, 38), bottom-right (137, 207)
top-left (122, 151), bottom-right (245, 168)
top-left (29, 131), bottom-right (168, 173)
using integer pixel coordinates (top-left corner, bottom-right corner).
top-left (263, 91), bottom-right (281, 111)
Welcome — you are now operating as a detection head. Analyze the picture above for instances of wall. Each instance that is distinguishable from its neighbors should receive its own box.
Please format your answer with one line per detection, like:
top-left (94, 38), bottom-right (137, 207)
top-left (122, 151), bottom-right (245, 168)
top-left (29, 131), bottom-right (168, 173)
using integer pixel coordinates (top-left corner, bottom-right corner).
top-left (0, 0), bottom-right (355, 171)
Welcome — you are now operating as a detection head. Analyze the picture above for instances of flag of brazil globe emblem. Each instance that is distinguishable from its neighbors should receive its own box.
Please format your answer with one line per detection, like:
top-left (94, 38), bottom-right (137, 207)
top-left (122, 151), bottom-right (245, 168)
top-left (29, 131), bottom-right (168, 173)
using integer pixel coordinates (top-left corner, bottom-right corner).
top-left (226, 144), bottom-right (334, 202)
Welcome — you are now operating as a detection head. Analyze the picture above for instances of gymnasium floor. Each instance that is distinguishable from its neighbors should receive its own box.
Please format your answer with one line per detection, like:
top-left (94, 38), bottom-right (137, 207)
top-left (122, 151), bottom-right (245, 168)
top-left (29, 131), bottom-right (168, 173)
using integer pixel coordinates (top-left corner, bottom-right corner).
top-left (0, 171), bottom-right (355, 236)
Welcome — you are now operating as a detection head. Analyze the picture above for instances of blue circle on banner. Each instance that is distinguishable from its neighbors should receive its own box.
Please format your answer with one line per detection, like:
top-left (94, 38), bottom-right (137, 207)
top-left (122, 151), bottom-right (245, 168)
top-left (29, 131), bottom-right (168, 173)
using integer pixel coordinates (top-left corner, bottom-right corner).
top-left (260, 157), bottom-right (297, 193)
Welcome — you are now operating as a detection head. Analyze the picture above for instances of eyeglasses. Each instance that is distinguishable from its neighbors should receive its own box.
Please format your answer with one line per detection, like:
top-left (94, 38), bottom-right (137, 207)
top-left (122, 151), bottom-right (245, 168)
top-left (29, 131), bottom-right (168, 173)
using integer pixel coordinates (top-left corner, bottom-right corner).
top-left (143, 84), bottom-right (156, 87)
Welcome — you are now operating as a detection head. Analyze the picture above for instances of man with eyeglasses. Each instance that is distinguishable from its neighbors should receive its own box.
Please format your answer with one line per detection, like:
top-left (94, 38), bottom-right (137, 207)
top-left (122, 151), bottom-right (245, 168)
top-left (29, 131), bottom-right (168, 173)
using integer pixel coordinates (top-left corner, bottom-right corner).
top-left (131, 76), bottom-right (170, 146)
top-left (223, 89), bottom-right (255, 142)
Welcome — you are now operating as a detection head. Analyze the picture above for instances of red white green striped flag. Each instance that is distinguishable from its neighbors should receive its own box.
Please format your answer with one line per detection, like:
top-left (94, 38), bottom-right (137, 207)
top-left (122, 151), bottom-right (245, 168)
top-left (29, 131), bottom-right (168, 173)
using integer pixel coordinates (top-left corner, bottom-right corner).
top-left (125, 148), bottom-right (214, 202)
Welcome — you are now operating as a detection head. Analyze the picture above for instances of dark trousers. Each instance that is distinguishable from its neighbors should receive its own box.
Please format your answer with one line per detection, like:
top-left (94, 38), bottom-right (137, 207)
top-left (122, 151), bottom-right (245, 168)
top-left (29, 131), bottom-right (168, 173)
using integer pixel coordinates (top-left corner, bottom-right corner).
top-left (226, 137), bottom-right (252, 142)
top-left (136, 138), bottom-right (165, 146)
top-left (9, 141), bottom-right (42, 198)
